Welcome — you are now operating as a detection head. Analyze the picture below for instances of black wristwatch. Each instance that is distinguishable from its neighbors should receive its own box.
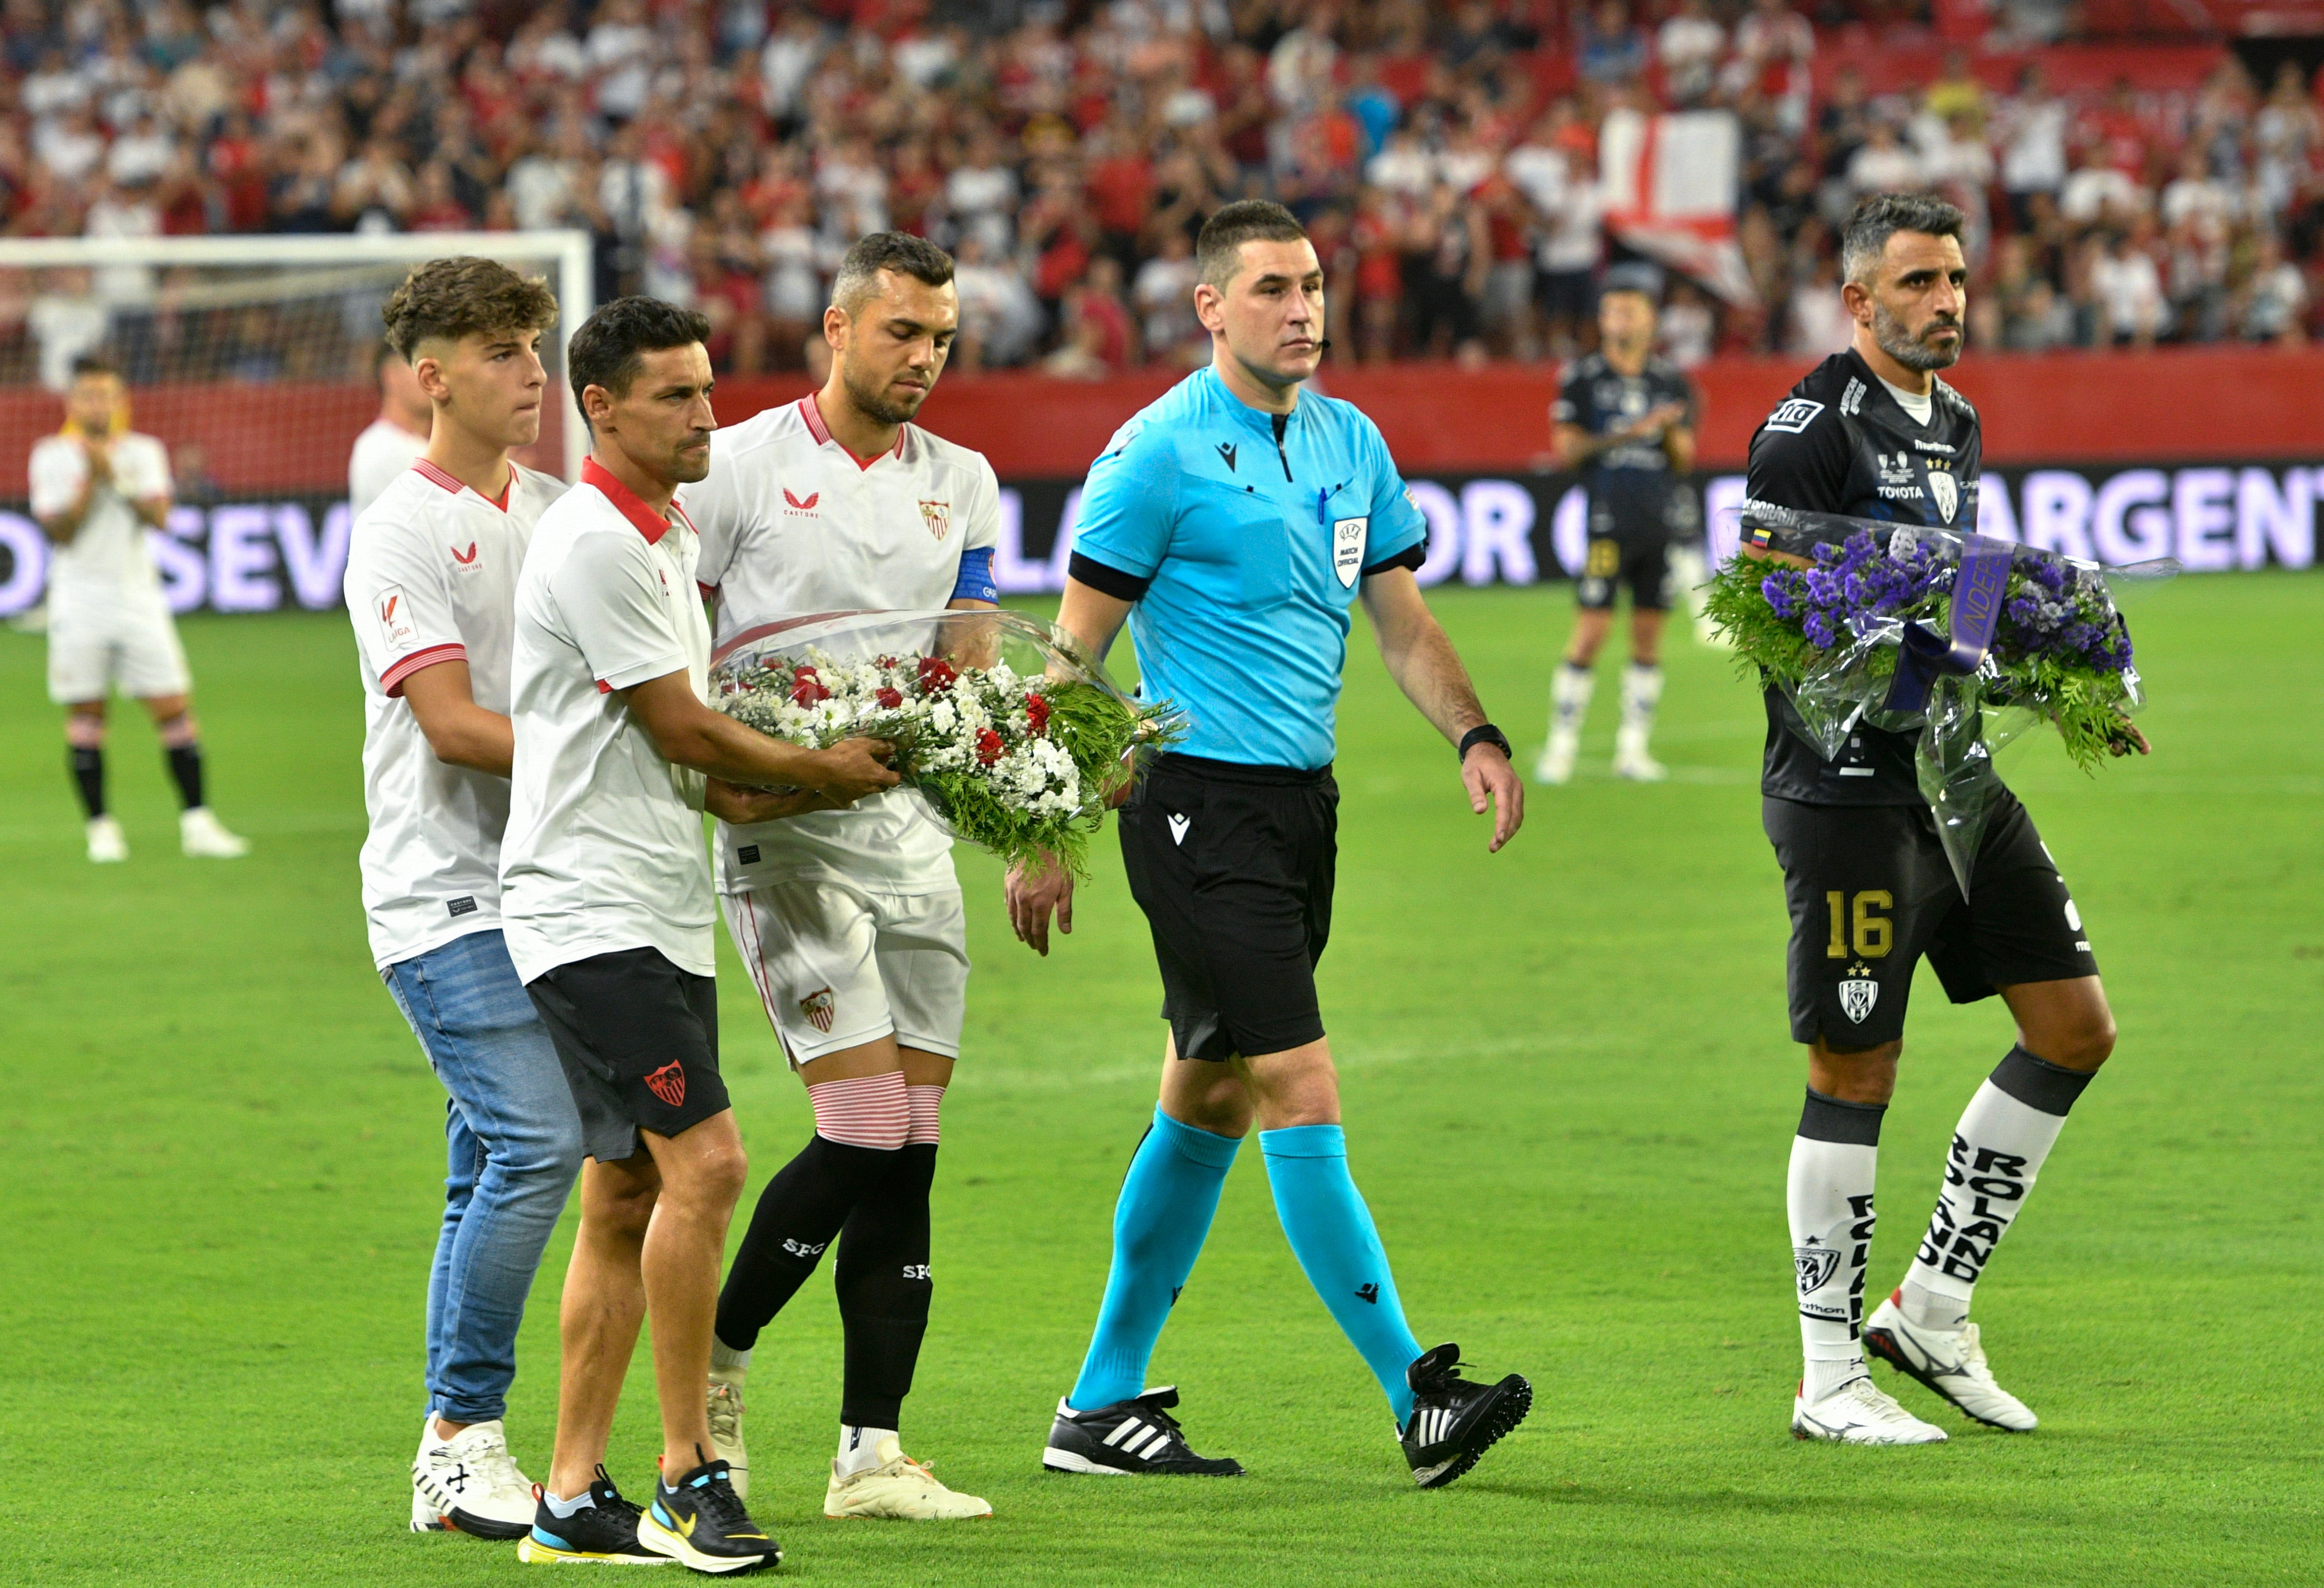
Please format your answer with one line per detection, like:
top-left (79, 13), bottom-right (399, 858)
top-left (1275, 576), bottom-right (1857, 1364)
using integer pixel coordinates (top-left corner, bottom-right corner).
top-left (1458, 723), bottom-right (1512, 762)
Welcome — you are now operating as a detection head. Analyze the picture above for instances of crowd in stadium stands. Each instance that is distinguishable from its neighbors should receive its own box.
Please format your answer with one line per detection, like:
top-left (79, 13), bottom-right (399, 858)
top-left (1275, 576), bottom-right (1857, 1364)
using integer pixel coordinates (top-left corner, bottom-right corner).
top-left (1, 0), bottom-right (2320, 385)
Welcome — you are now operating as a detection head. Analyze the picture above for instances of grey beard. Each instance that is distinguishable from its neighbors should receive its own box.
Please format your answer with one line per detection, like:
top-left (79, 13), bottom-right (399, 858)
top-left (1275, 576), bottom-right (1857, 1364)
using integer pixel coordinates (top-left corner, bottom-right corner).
top-left (1872, 303), bottom-right (1961, 372)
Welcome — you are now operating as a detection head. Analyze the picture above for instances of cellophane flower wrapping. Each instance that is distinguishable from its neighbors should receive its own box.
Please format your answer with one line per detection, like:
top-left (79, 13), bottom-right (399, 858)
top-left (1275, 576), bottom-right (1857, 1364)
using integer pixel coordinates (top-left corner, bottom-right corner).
top-left (708, 608), bottom-right (1183, 880)
top-left (1704, 514), bottom-right (2163, 893)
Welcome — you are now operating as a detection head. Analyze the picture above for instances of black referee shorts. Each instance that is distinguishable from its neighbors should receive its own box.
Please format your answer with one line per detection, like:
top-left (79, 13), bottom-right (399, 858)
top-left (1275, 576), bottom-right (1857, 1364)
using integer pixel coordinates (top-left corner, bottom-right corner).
top-left (1117, 753), bottom-right (1337, 1063)
top-left (526, 946), bottom-right (730, 1163)
top-left (1764, 790), bottom-right (2099, 1049)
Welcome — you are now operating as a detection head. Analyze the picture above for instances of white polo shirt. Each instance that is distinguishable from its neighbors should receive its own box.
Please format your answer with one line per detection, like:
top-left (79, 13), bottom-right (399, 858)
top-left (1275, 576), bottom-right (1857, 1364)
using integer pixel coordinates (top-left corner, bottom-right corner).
top-left (349, 415), bottom-right (431, 519)
top-left (345, 457), bottom-right (568, 969)
top-left (28, 430), bottom-right (172, 628)
top-left (685, 396), bottom-right (1003, 897)
top-left (499, 458), bottom-right (717, 984)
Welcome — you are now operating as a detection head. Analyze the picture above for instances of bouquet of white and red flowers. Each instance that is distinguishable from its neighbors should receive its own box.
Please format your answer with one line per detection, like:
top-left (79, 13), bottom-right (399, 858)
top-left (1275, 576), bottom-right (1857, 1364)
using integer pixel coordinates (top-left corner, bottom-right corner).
top-left (709, 608), bottom-right (1181, 878)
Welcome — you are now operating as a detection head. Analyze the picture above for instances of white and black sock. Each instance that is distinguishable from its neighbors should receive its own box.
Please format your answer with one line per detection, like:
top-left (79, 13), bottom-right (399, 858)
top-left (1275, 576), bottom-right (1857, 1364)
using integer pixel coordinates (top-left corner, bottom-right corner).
top-left (1898, 1045), bottom-right (2096, 1332)
top-left (1549, 662), bottom-right (1594, 738)
top-left (1789, 1088), bottom-right (1884, 1402)
top-left (835, 1424), bottom-right (896, 1478)
top-left (1618, 663), bottom-right (1663, 746)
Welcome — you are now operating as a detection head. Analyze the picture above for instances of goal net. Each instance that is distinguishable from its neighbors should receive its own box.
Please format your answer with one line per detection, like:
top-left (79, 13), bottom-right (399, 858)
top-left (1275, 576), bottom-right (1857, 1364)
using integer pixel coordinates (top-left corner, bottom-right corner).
top-left (0, 230), bottom-right (591, 621)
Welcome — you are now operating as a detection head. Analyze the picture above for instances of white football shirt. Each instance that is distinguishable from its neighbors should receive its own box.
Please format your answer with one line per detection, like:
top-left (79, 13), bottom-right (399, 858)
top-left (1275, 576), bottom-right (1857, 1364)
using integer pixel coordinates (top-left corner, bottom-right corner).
top-left (28, 431), bottom-right (172, 624)
top-left (685, 396), bottom-right (1003, 896)
top-left (499, 459), bottom-right (717, 983)
top-left (345, 457), bottom-right (569, 969)
top-left (349, 415), bottom-right (432, 519)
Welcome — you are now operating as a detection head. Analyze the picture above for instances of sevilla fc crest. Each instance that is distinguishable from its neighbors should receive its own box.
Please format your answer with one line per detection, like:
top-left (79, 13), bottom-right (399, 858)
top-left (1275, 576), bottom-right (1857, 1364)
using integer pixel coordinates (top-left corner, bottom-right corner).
top-left (1928, 469), bottom-right (1959, 524)
top-left (1794, 1244), bottom-right (1841, 1295)
top-left (1837, 978), bottom-right (1879, 1024)
top-left (920, 499), bottom-right (951, 541)
top-left (644, 1061), bottom-right (686, 1107)
top-left (799, 986), bottom-right (836, 1034)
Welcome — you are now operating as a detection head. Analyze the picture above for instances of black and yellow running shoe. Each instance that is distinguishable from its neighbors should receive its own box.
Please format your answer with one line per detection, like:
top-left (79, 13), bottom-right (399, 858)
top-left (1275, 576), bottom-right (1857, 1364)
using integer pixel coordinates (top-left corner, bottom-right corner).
top-left (636, 1455), bottom-right (777, 1575)
top-left (515, 1468), bottom-right (668, 1565)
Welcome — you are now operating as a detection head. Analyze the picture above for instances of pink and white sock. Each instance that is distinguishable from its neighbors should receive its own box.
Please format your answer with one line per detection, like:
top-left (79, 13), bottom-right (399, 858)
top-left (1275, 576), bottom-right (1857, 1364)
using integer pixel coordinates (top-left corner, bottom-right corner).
top-left (905, 1083), bottom-right (944, 1147)
top-left (806, 1071), bottom-right (910, 1152)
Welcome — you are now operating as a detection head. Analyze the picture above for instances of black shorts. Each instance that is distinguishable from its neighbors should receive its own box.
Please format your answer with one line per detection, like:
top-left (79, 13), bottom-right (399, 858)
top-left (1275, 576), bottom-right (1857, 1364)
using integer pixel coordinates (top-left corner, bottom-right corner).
top-left (1765, 792), bottom-right (2099, 1048)
top-left (526, 947), bottom-right (729, 1162)
top-left (1118, 753), bottom-right (1337, 1063)
top-left (1575, 534), bottom-right (1673, 611)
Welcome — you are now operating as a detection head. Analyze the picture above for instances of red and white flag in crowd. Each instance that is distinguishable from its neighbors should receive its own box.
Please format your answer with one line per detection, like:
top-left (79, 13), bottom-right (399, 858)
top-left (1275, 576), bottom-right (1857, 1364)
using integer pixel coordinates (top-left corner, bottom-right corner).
top-left (1598, 108), bottom-right (1756, 307)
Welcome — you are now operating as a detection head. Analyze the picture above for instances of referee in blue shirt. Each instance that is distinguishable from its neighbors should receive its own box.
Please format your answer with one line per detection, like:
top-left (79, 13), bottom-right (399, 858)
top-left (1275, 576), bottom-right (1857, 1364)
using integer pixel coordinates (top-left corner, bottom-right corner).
top-left (1010, 201), bottom-right (1532, 1489)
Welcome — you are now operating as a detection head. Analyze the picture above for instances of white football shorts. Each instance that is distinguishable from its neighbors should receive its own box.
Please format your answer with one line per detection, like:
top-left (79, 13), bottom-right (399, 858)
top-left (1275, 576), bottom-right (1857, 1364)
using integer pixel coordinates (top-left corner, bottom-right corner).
top-left (47, 608), bottom-right (191, 705)
top-left (723, 878), bottom-right (969, 1065)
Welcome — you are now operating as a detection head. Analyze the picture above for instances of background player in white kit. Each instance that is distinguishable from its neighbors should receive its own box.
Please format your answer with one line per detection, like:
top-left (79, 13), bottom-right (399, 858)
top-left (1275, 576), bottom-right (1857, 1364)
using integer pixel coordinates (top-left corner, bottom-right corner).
top-left (684, 233), bottom-right (998, 1522)
top-left (349, 342), bottom-right (433, 519)
top-left (29, 354), bottom-right (246, 864)
top-left (344, 258), bottom-right (590, 1543)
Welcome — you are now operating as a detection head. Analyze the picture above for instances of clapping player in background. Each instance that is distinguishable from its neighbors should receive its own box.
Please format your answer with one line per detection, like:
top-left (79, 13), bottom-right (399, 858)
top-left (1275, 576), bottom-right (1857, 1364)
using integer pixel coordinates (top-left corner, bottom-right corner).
top-left (30, 354), bottom-right (247, 863)
top-left (343, 258), bottom-right (581, 1543)
top-left (1747, 195), bottom-right (2138, 1445)
top-left (685, 233), bottom-right (1000, 1523)
top-left (1008, 202), bottom-right (1533, 1490)
top-left (1535, 269), bottom-right (1699, 786)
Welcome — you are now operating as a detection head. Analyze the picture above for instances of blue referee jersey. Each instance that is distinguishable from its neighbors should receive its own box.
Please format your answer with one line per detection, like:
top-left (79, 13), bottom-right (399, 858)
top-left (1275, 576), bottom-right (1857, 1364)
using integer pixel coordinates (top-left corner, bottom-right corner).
top-left (1069, 367), bottom-right (1430, 770)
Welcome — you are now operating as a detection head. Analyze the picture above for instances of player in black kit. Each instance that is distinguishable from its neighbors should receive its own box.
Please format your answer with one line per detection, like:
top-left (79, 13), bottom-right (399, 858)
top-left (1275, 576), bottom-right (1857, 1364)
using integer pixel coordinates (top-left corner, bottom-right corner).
top-left (1745, 195), bottom-right (2146, 1445)
top-left (1534, 267), bottom-right (1699, 785)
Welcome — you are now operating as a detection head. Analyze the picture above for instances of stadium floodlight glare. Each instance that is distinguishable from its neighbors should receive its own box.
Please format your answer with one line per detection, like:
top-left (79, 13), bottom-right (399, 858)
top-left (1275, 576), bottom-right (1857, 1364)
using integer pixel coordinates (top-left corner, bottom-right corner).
top-left (0, 230), bottom-right (595, 484)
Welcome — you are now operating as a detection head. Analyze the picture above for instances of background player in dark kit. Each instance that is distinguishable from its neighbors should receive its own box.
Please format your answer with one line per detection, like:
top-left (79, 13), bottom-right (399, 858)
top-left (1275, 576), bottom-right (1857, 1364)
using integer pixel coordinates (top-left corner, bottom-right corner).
top-left (1534, 268), bottom-right (1698, 786)
top-left (1744, 193), bottom-right (2146, 1444)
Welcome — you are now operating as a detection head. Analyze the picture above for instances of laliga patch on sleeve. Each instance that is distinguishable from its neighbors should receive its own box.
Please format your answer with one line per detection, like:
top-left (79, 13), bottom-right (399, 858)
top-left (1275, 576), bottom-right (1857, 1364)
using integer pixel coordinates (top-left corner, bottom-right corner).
top-left (1763, 398), bottom-right (1825, 434)
top-left (376, 585), bottom-right (419, 652)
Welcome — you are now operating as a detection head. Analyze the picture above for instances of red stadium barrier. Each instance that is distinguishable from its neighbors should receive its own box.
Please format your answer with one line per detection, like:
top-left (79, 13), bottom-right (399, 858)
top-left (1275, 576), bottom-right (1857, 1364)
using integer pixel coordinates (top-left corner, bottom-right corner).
top-left (4, 347), bottom-right (2321, 497)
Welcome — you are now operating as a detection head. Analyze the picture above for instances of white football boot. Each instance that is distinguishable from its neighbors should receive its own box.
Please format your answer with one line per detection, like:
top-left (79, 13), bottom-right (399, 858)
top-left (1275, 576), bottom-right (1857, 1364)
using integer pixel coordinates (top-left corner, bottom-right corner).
top-left (180, 806), bottom-right (249, 857)
top-left (825, 1436), bottom-right (992, 1520)
top-left (1533, 727), bottom-right (1579, 786)
top-left (706, 1371), bottom-right (749, 1500)
top-left (1864, 1291), bottom-right (2038, 1431)
top-left (86, 816), bottom-right (128, 863)
top-left (413, 1417), bottom-right (537, 1539)
top-left (1791, 1373), bottom-right (1949, 1445)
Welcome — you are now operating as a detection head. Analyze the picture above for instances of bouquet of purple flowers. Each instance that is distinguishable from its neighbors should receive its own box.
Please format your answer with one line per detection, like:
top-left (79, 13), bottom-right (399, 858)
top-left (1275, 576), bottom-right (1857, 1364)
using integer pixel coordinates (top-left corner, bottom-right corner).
top-left (1706, 506), bottom-right (2164, 891)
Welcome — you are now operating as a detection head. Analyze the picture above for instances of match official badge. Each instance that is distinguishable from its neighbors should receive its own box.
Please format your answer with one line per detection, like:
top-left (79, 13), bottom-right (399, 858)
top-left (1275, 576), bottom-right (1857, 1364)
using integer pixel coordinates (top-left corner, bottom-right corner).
top-left (1928, 469), bottom-right (1959, 524)
top-left (1837, 963), bottom-right (1879, 1024)
top-left (920, 499), bottom-right (952, 541)
top-left (1794, 1242), bottom-right (1841, 1294)
top-left (799, 985), bottom-right (836, 1034)
top-left (644, 1061), bottom-right (687, 1107)
top-left (1333, 516), bottom-right (1368, 588)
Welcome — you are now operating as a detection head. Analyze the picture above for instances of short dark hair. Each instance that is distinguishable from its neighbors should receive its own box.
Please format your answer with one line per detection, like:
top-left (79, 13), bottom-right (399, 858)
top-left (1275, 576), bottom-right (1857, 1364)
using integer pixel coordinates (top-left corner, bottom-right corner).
top-left (568, 296), bottom-right (712, 420)
top-left (831, 231), bottom-right (956, 314)
top-left (381, 257), bottom-right (558, 360)
top-left (69, 353), bottom-right (120, 381)
top-left (1840, 192), bottom-right (1967, 286)
top-left (1195, 200), bottom-right (1309, 288)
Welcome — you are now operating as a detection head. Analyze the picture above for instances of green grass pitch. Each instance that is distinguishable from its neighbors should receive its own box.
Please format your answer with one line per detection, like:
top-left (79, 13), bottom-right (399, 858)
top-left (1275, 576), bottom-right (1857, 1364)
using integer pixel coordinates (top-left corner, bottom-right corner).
top-left (1, 574), bottom-right (2318, 1586)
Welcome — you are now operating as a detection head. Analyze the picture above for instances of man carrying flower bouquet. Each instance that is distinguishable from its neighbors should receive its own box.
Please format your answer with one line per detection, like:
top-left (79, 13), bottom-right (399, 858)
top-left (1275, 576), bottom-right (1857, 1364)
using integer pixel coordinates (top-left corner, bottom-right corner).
top-left (1006, 200), bottom-right (1533, 1489)
top-left (681, 232), bottom-right (1001, 1522)
top-left (1743, 193), bottom-right (2144, 1446)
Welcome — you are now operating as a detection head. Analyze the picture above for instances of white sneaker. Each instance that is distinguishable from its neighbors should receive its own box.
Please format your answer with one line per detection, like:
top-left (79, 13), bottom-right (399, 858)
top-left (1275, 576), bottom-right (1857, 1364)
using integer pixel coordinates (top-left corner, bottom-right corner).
top-left (413, 1417), bottom-right (536, 1539)
top-left (1790, 1374), bottom-right (1949, 1445)
top-left (825, 1437), bottom-right (992, 1520)
top-left (1865, 1291), bottom-right (2038, 1431)
top-left (1533, 730), bottom-right (1578, 785)
top-left (86, 816), bottom-right (128, 863)
top-left (706, 1371), bottom-right (749, 1500)
top-left (180, 806), bottom-right (249, 857)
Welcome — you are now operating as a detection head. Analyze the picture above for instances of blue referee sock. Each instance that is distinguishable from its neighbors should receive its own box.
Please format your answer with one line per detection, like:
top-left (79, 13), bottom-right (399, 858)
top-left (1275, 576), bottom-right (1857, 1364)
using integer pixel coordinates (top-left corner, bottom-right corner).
top-left (1260, 1124), bottom-right (1424, 1424)
top-left (1068, 1107), bottom-right (1241, 1412)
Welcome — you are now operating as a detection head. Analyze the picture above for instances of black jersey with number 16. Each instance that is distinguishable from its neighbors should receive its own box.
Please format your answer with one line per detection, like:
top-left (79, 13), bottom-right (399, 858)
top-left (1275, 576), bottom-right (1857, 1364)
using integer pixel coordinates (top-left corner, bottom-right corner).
top-left (1744, 348), bottom-right (1984, 806)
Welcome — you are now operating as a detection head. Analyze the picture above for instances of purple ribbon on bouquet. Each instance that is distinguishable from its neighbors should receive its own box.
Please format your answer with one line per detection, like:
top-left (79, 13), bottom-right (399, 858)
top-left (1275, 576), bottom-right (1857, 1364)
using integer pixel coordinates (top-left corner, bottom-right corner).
top-left (1881, 533), bottom-right (2014, 714)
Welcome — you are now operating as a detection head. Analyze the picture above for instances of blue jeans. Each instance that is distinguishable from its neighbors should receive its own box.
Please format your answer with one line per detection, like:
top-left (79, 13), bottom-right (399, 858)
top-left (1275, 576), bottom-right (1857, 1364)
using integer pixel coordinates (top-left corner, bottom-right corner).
top-left (383, 929), bottom-right (584, 1425)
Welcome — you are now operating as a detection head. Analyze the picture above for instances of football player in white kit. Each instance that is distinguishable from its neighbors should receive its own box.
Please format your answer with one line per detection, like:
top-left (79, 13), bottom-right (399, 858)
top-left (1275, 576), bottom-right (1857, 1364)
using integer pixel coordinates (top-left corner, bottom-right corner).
top-left (685, 233), bottom-right (1000, 1522)
top-left (29, 354), bottom-right (247, 863)
top-left (349, 342), bottom-right (433, 519)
